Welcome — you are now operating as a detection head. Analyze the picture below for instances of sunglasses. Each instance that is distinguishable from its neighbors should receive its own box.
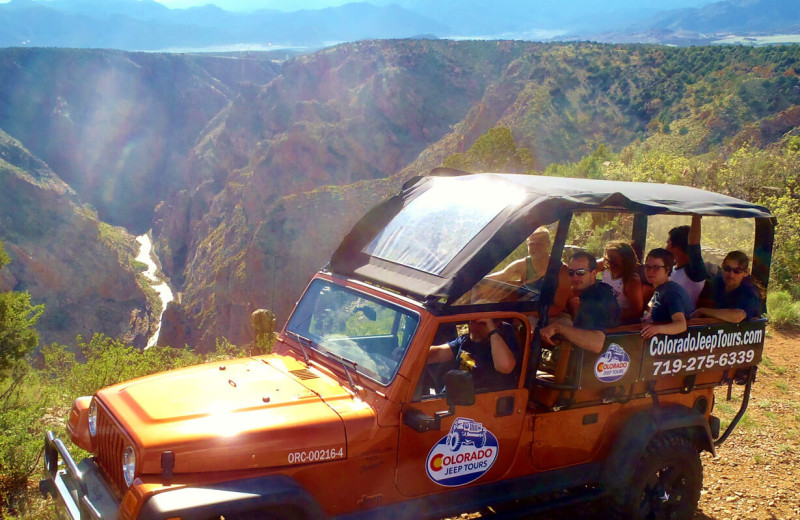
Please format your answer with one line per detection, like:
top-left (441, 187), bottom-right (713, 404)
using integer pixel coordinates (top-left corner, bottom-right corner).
top-left (722, 265), bottom-right (746, 274)
top-left (644, 264), bottom-right (666, 272)
top-left (568, 268), bottom-right (590, 276)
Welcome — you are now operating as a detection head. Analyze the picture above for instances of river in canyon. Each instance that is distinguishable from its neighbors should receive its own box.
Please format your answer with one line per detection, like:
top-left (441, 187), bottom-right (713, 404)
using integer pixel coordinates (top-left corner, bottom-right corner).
top-left (135, 233), bottom-right (174, 348)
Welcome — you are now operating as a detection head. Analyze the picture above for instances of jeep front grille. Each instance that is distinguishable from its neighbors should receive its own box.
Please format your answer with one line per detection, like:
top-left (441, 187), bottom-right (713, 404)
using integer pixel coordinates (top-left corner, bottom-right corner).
top-left (94, 405), bottom-right (129, 497)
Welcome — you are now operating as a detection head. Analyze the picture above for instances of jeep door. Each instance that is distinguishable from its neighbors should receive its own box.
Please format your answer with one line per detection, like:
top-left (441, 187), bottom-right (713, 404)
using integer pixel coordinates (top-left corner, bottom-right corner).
top-left (395, 315), bottom-right (529, 497)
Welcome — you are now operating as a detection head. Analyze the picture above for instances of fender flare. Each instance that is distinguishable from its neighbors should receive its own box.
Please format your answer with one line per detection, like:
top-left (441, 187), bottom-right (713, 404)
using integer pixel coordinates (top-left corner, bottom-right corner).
top-left (138, 474), bottom-right (326, 520)
top-left (600, 405), bottom-right (714, 495)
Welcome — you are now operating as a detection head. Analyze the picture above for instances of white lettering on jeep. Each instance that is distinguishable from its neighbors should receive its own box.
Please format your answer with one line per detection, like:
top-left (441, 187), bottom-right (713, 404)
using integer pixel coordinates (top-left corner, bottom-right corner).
top-left (648, 328), bottom-right (763, 357)
top-left (287, 447), bottom-right (345, 465)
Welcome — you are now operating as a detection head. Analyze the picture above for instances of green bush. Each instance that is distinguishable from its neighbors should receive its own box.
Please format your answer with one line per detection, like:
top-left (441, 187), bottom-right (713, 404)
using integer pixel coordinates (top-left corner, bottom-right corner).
top-left (0, 333), bottom-right (256, 516)
top-left (767, 291), bottom-right (800, 330)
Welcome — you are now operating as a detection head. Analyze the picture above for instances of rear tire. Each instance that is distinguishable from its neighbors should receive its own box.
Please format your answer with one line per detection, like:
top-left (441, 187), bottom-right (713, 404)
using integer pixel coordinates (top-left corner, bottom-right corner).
top-left (611, 433), bottom-right (702, 520)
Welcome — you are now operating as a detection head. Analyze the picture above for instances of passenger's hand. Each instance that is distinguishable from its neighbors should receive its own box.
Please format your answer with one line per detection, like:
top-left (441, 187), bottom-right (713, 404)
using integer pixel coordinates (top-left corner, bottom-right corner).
top-left (540, 323), bottom-right (558, 345)
top-left (640, 323), bottom-right (662, 339)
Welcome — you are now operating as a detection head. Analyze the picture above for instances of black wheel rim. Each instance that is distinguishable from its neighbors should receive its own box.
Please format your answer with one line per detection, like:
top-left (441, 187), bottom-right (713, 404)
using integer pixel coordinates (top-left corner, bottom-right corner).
top-left (638, 463), bottom-right (694, 520)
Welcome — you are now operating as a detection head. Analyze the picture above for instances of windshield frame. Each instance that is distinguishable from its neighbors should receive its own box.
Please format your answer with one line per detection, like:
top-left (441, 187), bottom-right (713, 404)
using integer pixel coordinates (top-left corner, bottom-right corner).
top-left (285, 277), bottom-right (421, 387)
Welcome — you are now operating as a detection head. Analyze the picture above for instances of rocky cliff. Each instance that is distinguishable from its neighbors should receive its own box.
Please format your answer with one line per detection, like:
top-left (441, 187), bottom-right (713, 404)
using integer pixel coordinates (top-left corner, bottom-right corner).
top-left (0, 48), bottom-right (282, 233)
top-left (0, 129), bottom-right (156, 348)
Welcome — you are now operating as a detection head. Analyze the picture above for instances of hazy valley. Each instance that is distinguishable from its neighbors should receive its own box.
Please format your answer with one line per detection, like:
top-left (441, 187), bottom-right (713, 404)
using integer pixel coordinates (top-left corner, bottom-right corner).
top-left (2, 40), bottom-right (800, 352)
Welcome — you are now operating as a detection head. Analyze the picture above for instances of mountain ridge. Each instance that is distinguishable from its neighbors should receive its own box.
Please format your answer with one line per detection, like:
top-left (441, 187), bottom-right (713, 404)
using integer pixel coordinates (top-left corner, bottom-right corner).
top-left (2, 0), bottom-right (799, 50)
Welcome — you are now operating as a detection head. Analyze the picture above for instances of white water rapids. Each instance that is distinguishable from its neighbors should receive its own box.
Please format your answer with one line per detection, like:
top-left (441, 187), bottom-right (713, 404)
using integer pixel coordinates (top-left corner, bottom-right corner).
top-left (135, 233), bottom-right (174, 348)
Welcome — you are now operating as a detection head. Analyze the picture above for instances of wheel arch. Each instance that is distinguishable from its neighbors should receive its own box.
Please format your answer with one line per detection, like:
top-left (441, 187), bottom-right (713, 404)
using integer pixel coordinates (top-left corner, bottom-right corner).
top-left (137, 474), bottom-right (325, 520)
top-left (600, 404), bottom-right (714, 495)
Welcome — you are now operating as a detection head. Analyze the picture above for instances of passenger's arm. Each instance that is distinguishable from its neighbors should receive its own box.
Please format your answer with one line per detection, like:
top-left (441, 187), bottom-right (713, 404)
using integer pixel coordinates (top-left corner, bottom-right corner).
top-left (688, 215), bottom-right (702, 245)
top-left (641, 312), bottom-right (687, 338)
top-left (540, 322), bottom-right (606, 354)
top-left (691, 307), bottom-right (747, 324)
top-left (427, 344), bottom-right (455, 364)
top-left (685, 216), bottom-right (708, 282)
top-left (549, 265), bottom-right (573, 316)
top-left (481, 319), bottom-right (517, 374)
top-left (484, 258), bottom-right (525, 285)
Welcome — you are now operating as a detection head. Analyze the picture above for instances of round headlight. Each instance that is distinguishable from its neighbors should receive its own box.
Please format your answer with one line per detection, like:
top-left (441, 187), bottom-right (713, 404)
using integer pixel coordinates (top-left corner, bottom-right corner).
top-left (122, 446), bottom-right (136, 487)
top-left (88, 399), bottom-right (98, 437)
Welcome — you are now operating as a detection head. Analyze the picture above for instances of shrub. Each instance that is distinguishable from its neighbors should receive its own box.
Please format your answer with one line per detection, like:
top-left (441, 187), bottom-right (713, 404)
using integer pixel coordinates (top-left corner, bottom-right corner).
top-left (767, 291), bottom-right (800, 330)
top-left (0, 333), bottom-right (254, 516)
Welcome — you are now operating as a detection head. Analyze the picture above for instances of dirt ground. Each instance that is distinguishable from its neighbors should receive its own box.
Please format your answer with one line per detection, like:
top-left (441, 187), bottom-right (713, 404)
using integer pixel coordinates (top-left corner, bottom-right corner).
top-left (694, 329), bottom-right (800, 520)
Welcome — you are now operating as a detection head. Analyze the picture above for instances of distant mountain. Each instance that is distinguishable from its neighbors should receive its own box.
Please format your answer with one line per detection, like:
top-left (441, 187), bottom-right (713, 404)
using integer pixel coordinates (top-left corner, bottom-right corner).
top-left (4, 0), bottom-right (799, 50)
top-left (0, 0), bottom-right (450, 50)
top-left (655, 0), bottom-right (800, 33)
top-left (589, 0), bottom-right (800, 44)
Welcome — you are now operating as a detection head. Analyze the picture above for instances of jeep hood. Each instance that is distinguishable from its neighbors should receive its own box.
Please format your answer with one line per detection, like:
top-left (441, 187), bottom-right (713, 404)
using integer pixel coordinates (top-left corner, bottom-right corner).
top-left (97, 354), bottom-right (358, 474)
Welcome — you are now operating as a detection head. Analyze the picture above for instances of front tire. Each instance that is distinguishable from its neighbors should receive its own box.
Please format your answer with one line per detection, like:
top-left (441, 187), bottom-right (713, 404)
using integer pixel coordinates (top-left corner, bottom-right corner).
top-left (611, 433), bottom-right (703, 520)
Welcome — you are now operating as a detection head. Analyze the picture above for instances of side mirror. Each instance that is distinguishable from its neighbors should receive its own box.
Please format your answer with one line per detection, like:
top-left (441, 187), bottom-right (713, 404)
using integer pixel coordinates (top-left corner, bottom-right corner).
top-left (403, 370), bottom-right (475, 434)
top-left (445, 370), bottom-right (475, 407)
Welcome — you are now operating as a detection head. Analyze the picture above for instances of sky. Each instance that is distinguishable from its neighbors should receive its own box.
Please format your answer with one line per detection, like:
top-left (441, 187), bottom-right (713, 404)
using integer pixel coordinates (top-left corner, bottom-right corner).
top-left (155, 0), bottom-right (352, 10)
top-left (0, 0), bottom-right (718, 12)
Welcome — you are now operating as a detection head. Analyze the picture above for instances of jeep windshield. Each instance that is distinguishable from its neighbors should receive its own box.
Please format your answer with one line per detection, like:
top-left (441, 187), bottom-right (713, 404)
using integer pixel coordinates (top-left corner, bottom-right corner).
top-left (286, 279), bottom-right (420, 385)
top-left (364, 175), bottom-right (525, 275)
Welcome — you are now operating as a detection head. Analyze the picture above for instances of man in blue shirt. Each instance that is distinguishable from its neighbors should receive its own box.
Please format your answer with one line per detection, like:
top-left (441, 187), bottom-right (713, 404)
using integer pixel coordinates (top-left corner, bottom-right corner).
top-left (427, 318), bottom-right (521, 390)
top-left (692, 250), bottom-right (761, 323)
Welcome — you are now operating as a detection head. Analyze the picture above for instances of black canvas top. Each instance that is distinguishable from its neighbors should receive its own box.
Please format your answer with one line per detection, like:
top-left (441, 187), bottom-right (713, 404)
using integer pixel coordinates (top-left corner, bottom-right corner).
top-left (330, 170), bottom-right (775, 307)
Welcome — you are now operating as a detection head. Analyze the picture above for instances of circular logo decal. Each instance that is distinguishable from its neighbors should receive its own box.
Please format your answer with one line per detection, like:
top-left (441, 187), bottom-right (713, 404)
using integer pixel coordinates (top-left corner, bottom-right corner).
top-left (594, 343), bottom-right (630, 383)
top-left (425, 417), bottom-right (499, 487)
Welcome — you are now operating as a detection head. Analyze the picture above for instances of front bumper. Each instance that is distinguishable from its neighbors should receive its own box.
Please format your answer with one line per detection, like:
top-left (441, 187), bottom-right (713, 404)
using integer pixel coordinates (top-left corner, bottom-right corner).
top-left (40, 431), bottom-right (121, 520)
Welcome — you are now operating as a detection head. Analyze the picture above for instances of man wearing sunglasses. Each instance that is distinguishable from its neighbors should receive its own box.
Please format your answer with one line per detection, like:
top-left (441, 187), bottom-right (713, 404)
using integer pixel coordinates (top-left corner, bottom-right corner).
top-left (539, 251), bottom-right (620, 353)
top-left (691, 250), bottom-right (761, 323)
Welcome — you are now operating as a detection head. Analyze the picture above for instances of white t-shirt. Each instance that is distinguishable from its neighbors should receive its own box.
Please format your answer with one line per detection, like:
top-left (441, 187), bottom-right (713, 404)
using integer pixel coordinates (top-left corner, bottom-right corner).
top-left (669, 267), bottom-right (705, 310)
top-left (601, 270), bottom-right (630, 314)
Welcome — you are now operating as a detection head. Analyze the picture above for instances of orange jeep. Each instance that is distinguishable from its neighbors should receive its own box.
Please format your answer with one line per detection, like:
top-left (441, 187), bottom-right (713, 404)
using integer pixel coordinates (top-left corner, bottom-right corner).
top-left (41, 170), bottom-right (775, 520)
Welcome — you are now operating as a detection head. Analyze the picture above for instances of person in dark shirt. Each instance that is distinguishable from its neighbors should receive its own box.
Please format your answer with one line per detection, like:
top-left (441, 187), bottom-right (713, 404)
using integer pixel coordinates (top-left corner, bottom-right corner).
top-left (427, 318), bottom-right (521, 390)
top-left (641, 248), bottom-right (692, 339)
top-left (692, 250), bottom-right (761, 323)
top-left (540, 251), bottom-right (620, 353)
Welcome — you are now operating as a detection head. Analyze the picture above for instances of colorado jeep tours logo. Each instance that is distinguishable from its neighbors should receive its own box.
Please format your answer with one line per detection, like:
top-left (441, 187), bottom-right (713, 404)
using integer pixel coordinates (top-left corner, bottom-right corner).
top-left (426, 417), bottom-right (499, 487)
top-left (594, 343), bottom-right (630, 383)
